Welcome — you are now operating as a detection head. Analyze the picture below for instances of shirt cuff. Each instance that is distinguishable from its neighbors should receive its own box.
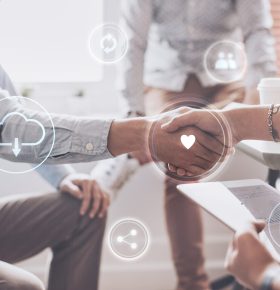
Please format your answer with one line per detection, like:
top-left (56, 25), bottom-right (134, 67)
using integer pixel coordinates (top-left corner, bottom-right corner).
top-left (35, 164), bottom-right (75, 189)
top-left (71, 118), bottom-right (114, 159)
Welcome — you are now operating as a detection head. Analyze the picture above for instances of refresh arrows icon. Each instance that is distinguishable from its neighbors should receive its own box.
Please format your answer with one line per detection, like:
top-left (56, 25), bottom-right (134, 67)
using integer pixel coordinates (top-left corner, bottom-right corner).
top-left (100, 33), bottom-right (118, 54)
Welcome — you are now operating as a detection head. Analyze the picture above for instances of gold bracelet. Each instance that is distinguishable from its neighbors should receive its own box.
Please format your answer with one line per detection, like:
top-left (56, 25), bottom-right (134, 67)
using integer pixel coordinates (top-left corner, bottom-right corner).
top-left (268, 104), bottom-right (280, 143)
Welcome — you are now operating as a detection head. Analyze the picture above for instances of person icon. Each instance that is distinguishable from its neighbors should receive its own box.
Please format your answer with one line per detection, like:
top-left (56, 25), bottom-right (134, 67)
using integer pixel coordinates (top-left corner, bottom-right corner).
top-left (228, 53), bottom-right (238, 70)
top-left (215, 52), bottom-right (229, 70)
top-left (215, 51), bottom-right (238, 71)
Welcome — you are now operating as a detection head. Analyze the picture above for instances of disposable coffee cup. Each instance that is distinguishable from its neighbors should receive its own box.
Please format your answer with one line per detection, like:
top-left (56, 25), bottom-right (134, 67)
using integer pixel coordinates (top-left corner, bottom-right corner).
top-left (258, 78), bottom-right (280, 105)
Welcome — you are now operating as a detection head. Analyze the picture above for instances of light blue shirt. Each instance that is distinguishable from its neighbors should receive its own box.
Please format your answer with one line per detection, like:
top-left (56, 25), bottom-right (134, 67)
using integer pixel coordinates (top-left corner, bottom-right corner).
top-left (0, 65), bottom-right (113, 188)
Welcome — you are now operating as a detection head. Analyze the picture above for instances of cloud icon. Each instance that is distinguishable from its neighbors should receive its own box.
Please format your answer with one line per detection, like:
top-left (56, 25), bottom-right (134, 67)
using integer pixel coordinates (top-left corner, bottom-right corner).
top-left (0, 112), bottom-right (46, 156)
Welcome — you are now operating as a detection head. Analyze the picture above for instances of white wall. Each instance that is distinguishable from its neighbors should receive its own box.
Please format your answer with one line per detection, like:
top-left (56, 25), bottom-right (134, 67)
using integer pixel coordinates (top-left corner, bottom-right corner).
top-left (0, 0), bottom-right (104, 83)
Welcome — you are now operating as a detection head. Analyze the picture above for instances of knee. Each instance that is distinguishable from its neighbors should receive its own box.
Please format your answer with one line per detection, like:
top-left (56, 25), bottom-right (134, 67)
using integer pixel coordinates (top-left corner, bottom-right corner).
top-left (5, 275), bottom-right (44, 290)
top-left (88, 214), bottom-right (107, 234)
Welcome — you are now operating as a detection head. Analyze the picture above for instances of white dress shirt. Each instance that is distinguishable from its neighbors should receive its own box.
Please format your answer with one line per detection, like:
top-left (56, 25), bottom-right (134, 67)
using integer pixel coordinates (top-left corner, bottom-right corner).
top-left (118, 0), bottom-right (278, 114)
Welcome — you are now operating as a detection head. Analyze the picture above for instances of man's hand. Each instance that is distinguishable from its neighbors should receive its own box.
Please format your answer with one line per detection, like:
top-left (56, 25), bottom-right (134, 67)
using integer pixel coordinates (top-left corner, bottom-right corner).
top-left (160, 108), bottom-right (239, 175)
top-left (151, 118), bottom-right (226, 176)
top-left (59, 173), bottom-right (110, 219)
top-left (225, 221), bottom-right (277, 290)
top-left (162, 108), bottom-right (239, 145)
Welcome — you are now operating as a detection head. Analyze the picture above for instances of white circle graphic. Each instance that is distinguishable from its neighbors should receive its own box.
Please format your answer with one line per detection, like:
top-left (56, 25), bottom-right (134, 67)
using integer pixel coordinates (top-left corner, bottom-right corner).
top-left (88, 23), bottom-right (128, 64)
top-left (268, 203), bottom-right (280, 248)
top-left (108, 218), bottom-right (150, 261)
top-left (204, 40), bottom-right (248, 84)
top-left (148, 98), bottom-right (233, 182)
top-left (0, 96), bottom-right (55, 174)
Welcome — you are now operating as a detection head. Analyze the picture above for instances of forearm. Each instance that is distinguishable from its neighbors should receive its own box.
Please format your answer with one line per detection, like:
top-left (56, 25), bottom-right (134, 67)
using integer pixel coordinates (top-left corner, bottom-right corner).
top-left (225, 106), bottom-right (280, 142)
top-left (108, 118), bottom-right (150, 156)
top-left (0, 91), bottom-right (112, 164)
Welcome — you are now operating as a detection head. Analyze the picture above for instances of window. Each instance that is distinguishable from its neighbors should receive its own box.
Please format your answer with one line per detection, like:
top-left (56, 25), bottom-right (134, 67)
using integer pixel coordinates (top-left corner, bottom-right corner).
top-left (0, 0), bottom-right (104, 83)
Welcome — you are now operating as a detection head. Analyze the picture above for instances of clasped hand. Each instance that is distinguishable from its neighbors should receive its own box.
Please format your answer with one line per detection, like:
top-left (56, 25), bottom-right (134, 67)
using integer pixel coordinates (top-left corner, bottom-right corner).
top-left (148, 107), bottom-right (235, 176)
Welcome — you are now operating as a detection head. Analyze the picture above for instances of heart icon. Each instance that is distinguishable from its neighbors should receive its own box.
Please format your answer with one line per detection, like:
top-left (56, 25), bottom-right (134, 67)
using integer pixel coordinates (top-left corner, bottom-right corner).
top-left (181, 135), bottom-right (196, 150)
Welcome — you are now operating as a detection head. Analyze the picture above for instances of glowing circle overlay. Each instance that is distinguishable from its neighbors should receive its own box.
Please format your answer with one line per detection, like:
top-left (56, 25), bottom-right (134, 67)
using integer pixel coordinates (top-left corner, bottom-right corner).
top-left (0, 96), bottom-right (55, 174)
top-left (204, 40), bottom-right (248, 84)
top-left (108, 218), bottom-right (150, 261)
top-left (268, 203), bottom-right (280, 248)
top-left (148, 98), bottom-right (233, 182)
top-left (88, 23), bottom-right (129, 64)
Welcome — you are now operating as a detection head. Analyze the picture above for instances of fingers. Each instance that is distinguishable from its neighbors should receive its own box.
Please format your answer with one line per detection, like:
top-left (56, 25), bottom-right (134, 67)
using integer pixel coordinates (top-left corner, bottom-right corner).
top-left (195, 129), bottom-right (228, 156)
top-left (88, 182), bottom-right (101, 219)
top-left (79, 180), bottom-right (92, 216)
top-left (176, 168), bottom-right (187, 176)
top-left (225, 239), bottom-right (237, 270)
top-left (253, 220), bottom-right (266, 233)
top-left (236, 220), bottom-right (266, 237)
top-left (81, 181), bottom-right (110, 219)
top-left (98, 191), bottom-right (110, 218)
top-left (62, 182), bottom-right (83, 199)
top-left (162, 111), bottom-right (197, 133)
top-left (61, 174), bottom-right (110, 219)
top-left (168, 164), bottom-right (177, 172)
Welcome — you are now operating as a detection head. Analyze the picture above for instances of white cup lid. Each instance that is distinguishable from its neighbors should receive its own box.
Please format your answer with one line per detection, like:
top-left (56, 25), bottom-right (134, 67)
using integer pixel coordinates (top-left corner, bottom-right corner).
top-left (258, 78), bottom-right (280, 89)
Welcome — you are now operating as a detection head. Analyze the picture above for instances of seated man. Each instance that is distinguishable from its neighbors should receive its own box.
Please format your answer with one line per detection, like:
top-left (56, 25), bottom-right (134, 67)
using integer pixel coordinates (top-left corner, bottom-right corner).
top-left (0, 66), bottom-right (223, 290)
top-left (0, 65), bottom-right (110, 290)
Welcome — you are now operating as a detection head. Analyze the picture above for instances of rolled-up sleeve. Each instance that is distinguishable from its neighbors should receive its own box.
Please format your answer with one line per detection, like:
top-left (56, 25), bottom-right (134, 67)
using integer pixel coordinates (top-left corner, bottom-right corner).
top-left (236, 0), bottom-right (278, 88)
top-left (0, 90), bottom-right (114, 164)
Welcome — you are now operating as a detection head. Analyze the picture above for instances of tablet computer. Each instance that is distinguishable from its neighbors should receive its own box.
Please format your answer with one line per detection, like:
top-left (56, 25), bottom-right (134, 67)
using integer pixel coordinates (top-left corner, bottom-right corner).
top-left (177, 179), bottom-right (280, 257)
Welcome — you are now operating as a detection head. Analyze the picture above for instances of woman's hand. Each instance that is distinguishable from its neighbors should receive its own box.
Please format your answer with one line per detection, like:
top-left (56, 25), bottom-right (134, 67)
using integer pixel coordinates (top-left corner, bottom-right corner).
top-left (59, 173), bottom-right (110, 219)
top-left (161, 108), bottom-right (235, 176)
top-left (225, 221), bottom-right (278, 290)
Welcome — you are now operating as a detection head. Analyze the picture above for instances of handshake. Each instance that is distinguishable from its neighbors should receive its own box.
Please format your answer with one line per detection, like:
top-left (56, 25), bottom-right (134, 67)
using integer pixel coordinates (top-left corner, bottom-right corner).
top-left (108, 107), bottom-right (240, 178)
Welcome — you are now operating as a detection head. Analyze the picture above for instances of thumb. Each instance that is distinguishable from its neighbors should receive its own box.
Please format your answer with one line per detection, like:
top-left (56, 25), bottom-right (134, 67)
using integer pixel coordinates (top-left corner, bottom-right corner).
top-left (64, 182), bottom-right (83, 199)
top-left (161, 111), bottom-right (197, 133)
top-left (253, 220), bottom-right (266, 233)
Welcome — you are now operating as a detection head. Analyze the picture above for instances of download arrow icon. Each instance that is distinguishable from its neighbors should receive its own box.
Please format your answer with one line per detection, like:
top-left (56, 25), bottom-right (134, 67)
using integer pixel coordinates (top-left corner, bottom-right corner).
top-left (12, 138), bottom-right (21, 157)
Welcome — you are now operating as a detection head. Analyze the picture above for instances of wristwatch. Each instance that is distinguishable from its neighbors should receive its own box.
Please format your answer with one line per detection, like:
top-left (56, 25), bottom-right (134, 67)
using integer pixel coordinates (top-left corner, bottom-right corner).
top-left (260, 266), bottom-right (280, 290)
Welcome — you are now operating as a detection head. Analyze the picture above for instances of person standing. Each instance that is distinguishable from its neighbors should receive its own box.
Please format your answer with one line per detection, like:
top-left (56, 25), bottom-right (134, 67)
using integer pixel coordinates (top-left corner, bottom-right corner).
top-left (92, 1), bottom-right (278, 289)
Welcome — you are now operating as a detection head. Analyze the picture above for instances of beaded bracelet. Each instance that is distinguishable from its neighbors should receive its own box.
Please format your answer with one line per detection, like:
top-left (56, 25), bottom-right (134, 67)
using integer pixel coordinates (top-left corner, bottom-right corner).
top-left (268, 104), bottom-right (280, 143)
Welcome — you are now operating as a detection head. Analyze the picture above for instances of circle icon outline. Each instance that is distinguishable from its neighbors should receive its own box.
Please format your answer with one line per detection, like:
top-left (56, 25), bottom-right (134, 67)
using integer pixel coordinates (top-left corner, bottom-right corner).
top-left (88, 23), bottom-right (129, 65)
top-left (148, 97), bottom-right (234, 182)
top-left (0, 96), bottom-right (55, 175)
top-left (108, 218), bottom-right (150, 261)
top-left (204, 40), bottom-right (248, 84)
top-left (268, 202), bottom-right (280, 248)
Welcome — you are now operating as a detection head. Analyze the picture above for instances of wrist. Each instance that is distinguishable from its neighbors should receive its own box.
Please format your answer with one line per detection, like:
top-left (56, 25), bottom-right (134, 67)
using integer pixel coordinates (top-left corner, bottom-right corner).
top-left (254, 264), bottom-right (280, 290)
top-left (223, 108), bottom-right (246, 143)
top-left (224, 106), bottom-right (270, 143)
top-left (108, 118), bottom-right (151, 156)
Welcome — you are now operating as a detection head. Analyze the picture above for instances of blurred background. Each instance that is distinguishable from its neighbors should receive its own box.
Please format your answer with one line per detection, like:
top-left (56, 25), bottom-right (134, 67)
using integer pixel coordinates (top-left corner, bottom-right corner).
top-left (0, 1), bottom-right (279, 289)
